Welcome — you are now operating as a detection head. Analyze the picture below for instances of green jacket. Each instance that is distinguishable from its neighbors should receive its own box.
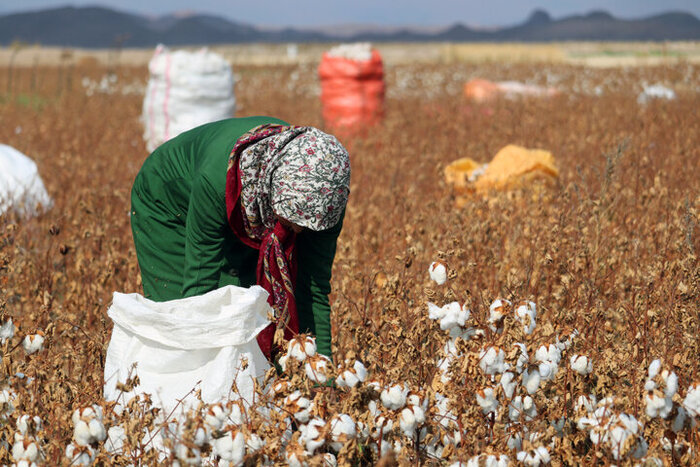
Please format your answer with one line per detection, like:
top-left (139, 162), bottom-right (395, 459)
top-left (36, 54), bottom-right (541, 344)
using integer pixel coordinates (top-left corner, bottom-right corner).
top-left (130, 117), bottom-right (342, 356)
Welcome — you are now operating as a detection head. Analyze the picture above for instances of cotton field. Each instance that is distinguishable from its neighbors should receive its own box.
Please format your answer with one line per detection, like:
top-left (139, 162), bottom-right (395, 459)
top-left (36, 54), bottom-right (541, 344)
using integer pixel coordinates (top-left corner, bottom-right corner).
top-left (0, 49), bottom-right (698, 465)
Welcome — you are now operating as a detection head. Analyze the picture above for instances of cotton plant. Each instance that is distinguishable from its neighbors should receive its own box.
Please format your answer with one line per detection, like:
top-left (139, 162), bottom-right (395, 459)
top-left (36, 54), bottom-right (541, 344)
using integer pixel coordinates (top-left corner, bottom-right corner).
top-left (683, 382), bottom-right (700, 419)
top-left (516, 446), bottom-right (551, 466)
top-left (71, 404), bottom-right (107, 446)
top-left (508, 395), bottom-right (537, 422)
top-left (336, 359), bottom-right (368, 388)
top-left (514, 301), bottom-right (537, 335)
top-left (462, 454), bottom-right (510, 467)
top-left (488, 299), bottom-right (511, 332)
top-left (479, 346), bottom-right (509, 375)
top-left (1, 318), bottom-right (15, 344)
top-left (380, 383), bottom-right (409, 410)
top-left (428, 261), bottom-right (448, 285)
top-left (644, 359), bottom-right (677, 419)
top-left (299, 417), bottom-right (326, 455)
top-left (22, 331), bottom-right (44, 355)
top-left (12, 433), bottom-right (41, 464)
top-left (284, 391), bottom-right (313, 423)
top-left (304, 354), bottom-right (333, 385)
top-left (279, 335), bottom-right (317, 371)
top-left (329, 413), bottom-right (356, 451)
top-left (65, 443), bottom-right (95, 466)
top-left (428, 301), bottom-right (470, 331)
top-left (212, 429), bottom-right (246, 466)
top-left (476, 387), bottom-right (499, 415)
top-left (569, 355), bottom-right (593, 376)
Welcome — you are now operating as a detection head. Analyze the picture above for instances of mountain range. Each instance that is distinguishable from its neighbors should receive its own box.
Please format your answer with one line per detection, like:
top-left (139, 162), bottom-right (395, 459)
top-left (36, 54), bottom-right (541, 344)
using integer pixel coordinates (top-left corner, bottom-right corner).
top-left (1, 6), bottom-right (699, 47)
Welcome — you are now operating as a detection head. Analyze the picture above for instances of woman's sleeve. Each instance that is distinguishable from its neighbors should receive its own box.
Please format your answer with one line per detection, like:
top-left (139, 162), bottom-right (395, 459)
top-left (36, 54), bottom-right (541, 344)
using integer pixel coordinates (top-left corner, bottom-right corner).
top-left (295, 213), bottom-right (344, 358)
top-left (181, 174), bottom-right (228, 297)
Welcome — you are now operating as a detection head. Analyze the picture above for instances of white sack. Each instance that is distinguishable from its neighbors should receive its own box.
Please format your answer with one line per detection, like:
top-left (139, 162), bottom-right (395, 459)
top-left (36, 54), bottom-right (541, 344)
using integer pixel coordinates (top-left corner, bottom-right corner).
top-left (142, 44), bottom-right (236, 152)
top-left (0, 144), bottom-right (52, 217)
top-left (104, 285), bottom-right (271, 414)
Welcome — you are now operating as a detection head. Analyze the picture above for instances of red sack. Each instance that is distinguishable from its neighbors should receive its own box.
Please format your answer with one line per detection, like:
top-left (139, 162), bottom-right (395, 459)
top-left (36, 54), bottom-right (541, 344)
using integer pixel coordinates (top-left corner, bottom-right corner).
top-left (319, 49), bottom-right (385, 130)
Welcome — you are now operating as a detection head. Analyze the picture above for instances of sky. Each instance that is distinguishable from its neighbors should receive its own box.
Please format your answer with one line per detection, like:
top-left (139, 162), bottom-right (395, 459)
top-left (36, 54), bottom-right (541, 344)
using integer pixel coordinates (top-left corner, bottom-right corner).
top-left (1, 0), bottom-right (699, 28)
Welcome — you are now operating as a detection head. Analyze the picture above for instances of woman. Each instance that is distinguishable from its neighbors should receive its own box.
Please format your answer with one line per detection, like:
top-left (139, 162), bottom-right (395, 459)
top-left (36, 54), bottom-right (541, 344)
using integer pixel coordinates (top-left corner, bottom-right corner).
top-left (130, 116), bottom-right (350, 359)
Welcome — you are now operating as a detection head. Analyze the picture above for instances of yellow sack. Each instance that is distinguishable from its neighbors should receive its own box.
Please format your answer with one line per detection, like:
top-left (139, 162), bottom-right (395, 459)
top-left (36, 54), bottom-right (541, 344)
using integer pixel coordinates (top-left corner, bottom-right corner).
top-left (444, 145), bottom-right (558, 206)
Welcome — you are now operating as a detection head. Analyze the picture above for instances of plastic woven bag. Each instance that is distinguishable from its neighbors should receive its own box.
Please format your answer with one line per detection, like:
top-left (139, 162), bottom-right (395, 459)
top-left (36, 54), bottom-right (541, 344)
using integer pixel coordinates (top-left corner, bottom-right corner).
top-left (319, 44), bottom-right (385, 130)
top-left (104, 285), bottom-right (271, 413)
top-left (0, 144), bottom-right (52, 218)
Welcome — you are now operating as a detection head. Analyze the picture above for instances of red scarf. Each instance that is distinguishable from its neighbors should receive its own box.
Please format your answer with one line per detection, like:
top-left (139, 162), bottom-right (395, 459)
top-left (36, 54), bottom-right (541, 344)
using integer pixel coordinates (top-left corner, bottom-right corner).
top-left (225, 126), bottom-right (300, 360)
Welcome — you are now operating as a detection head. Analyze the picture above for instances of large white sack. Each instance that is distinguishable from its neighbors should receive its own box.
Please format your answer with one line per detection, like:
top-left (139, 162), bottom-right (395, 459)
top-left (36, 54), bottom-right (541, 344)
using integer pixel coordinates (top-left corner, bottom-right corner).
top-left (0, 144), bottom-right (52, 217)
top-left (104, 285), bottom-right (271, 414)
top-left (142, 44), bottom-right (236, 152)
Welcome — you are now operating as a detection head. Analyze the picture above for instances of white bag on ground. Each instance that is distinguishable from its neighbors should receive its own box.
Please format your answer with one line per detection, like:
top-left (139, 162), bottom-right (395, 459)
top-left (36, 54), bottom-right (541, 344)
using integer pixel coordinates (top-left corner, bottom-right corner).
top-left (104, 285), bottom-right (271, 413)
top-left (142, 44), bottom-right (236, 152)
top-left (0, 144), bottom-right (52, 217)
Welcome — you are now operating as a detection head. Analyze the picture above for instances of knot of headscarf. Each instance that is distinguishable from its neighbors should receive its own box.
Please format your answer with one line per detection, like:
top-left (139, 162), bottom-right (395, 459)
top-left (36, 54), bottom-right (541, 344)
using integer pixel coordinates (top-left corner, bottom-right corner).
top-left (225, 124), bottom-right (351, 359)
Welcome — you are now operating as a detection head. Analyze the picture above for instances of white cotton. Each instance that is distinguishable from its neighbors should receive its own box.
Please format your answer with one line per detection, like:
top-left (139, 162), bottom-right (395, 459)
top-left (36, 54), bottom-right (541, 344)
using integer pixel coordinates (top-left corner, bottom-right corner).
top-left (12, 434), bottom-right (39, 461)
top-left (399, 405), bottom-right (426, 437)
top-left (488, 299), bottom-right (511, 331)
top-left (0, 388), bottom-right (16, 418)
top-left (336, 360), bottom-right (368, 388)
top-left (500, 372), bottom-right (517, 399)
top-left (22, 333), bottom-right (44, 354)
top-left (304, 354), bottom-right (332, 384)
top-left (513, 343), bottom-right (529, 374)
top-left (644, 379), bottom-right (657, 391)
top-left (570, 355), bottom-right (593, 375)
top-left (428, 302), bottom-right (447, 321)
top-left (329, 414), bottom-right (356, 451)
top-left (535, 344), bottom-right (561, 365)
top-left (476, 387), bottom-right (499, 414)
top-left (71, 405), bottom-right (106, 446)
top-left (213, 430), bottom-right (246, 465)
top-left (645, 393), bottom-right (673, 419)
top-left (246, 432), bottom-right (264, 452)
top-left (65, 443), bottom-right (94, 466)
top-left (538, 361), bottom-right (558, 381)
top-left (575, 394), bottom-right (597, 413)
top-left (16, 414), bottom-right (42, 436)
top-left (428, 261), bottom-right (448, 285)
top-left (300, 417), bottom-right (326, 454)
top-left (285, 391), bottom-right (313, 423)
top-left (465, 454), bottom-right (510, 467)
top-left (479, 346), bottom-right (508, 375)
top-left (663, 370), bottom-right (678, 398)
top-left (0, 319), bottom-right (14, 343)
top-left (205, 403), bottom-right (230, 432)
top-left (175, 442), bottom-right (202, 465)
top-left (439, 302), bottom-right (470, 331)
top-left (514, 301), bottom-right (537, 334)
top-left (516, 446), bottom-right (550, 466)
top-left (648, 359), bottom-right (662, 379)
top-left (288, 335), bottom-right (317, 361)
top-left (523, 368), bottom-right (541, 394)
top-left (683, 382), bottom-right (700, 418)
top-left (323, 452), bottom-right (338, 467)
top-left (509, 395), bottom-right (537, 421)
top-left (380, 384), bottom-right (409, 410)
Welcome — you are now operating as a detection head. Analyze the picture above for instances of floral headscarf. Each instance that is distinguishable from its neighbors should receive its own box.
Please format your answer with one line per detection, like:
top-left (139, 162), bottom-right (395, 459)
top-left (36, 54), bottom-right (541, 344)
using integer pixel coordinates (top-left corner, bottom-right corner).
top-left (225, 124), bottom-right (350, 359)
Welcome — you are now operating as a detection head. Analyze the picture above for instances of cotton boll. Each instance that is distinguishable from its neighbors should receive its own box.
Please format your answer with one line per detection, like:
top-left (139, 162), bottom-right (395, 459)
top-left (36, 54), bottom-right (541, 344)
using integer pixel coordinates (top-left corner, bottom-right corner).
top-left (0, 388), bottom-right (16, 419)
top-left (299, 417), bottom-right (326, 454)
top-left (284, 391), bottom-right (313, 423)
top-left (71, 405), bottom-right (106, 446)
top-left (648, 359), bottom-right (662, 379)
top-left (516, 446), bottom-right (550, 466)
top-left (479, 346), bottom-right (508, 375)
top-left (304, 354), bottom-right (332, 384)
top-left (12, 435), bottom-right (39, 462)
top-left (575, 394), bottom-right (597, 413)
top-left (522, 369), bottom-right (541, 395)
top-left (476, 387), bottom-right (499, 414)
top-left (65, 443), bottom-right (94, 466)
top-left (22, 332), bottom-right (44, 355)
top-left (645, 392), bottom-right (673, 419)
top-left (466, 454), bottom-right (510, 467)
top-left (399, 406), bottom-right (426, 438)
top-left (322, 452), bottom-right (338, 467)
top-left (500, 372), bottom-right (517, 398)
top-left (514, 301), bottom-right (537, 335)
top-left (288, 335), bottom-right (317, 361)
top-left (439, 302), bottom-right (470, 331)
top-left (537, 361), bottom-right (558, 382)
top-left (513, 343), bottom-right (529, 374)
top-left (336, 360), bottom-right (367, 388)
top-left (16, 415), bottom-right (42, 436)
top-left (213, 430), bottom-right (246, 465)
top-left (380, 383), bottom-right (409, 410)
top-left (329, 414), bottom-right (356, 451)
top-left (570, 355), bottom-right (593, 375)
top-left (205, 403), bottom-right (230, 432)
top-left (428, 261), bottom-right (448, 285)
top-left (509, 396), bottom-right (536, 422)
top-left (0, 319), bottom-right (14, 344)
top-left (535, 344), bottom-right (561, 365)
top-left (428, 302), bottom-right (447, 321)
top-left (683, 382), bottom-right (700, 417)
top-left (488, 299), bottom-right (511, 332)
top-left (662, 370), bottom-right (678, 398)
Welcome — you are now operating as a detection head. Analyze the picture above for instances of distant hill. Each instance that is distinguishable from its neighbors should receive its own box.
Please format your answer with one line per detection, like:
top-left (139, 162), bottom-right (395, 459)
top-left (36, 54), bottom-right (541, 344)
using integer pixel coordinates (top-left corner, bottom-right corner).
top-left (0, 6), bottom-right (698, 47)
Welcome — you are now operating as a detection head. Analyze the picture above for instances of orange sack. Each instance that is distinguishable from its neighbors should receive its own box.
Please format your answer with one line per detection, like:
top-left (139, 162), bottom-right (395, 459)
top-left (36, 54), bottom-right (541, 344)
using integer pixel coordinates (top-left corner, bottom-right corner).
top-left (318, 49), bottom-right (385, 130)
